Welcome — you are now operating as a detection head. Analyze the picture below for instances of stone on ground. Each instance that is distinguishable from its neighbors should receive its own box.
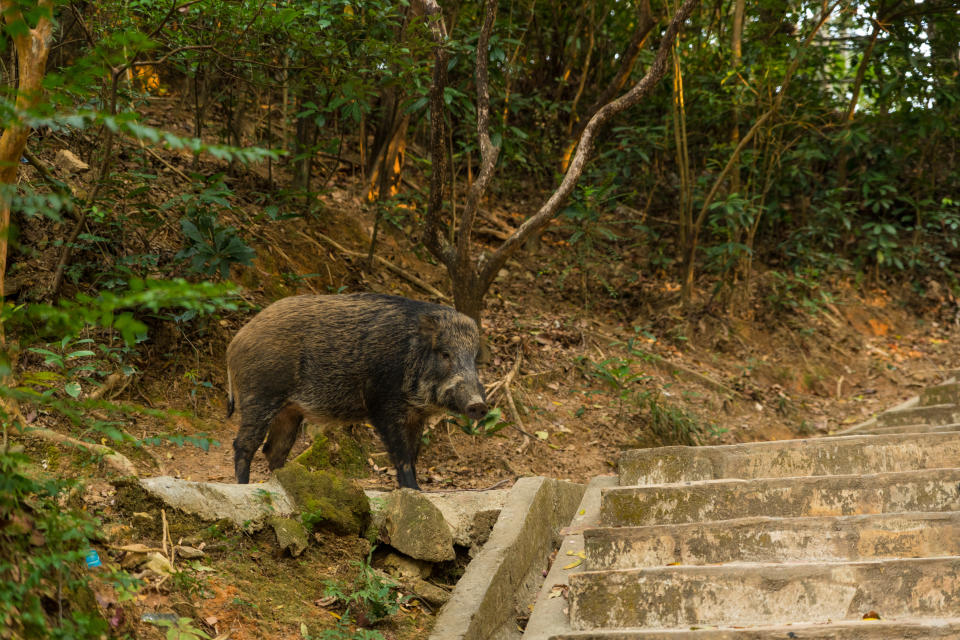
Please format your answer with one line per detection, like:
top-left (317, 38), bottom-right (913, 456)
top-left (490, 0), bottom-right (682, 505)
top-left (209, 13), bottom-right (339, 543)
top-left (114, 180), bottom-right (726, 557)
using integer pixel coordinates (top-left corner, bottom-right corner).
top-left (380, 488), bottom-right (455, 562)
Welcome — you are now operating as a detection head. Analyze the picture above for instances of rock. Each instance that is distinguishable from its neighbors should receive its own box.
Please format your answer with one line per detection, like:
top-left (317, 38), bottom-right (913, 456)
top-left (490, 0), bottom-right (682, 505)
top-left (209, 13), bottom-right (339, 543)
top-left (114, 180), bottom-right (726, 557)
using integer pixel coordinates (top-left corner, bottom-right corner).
top-left (137, 476), bottom-right (296, 531)
top-left (102, 522), bottom-right (134, 544)
top-left (381, 489), bottom-right (455, 562)
top-left (410, 578), bottom-right (451, 607)
top-left (383, 552), bottom-right (432, 580)
top-left (368, 488), bottom-right (508, 550)
top-left (174, 545), bottom-right (205, 559)
top-left (54, 149), bottom-right (89, 173)
top-left (275, 463), bottom-right (370, 536)
top-left (142, 552), bottom-right (174, 576)
top-left (268, 516), bottom-right (309, 557)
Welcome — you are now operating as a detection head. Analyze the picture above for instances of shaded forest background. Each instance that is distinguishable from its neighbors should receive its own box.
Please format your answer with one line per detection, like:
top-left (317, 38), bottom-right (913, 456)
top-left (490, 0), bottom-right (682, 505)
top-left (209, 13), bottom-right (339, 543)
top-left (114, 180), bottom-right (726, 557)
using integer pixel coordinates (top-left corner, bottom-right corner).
top-left (1, 0), bottom-right (959, 638)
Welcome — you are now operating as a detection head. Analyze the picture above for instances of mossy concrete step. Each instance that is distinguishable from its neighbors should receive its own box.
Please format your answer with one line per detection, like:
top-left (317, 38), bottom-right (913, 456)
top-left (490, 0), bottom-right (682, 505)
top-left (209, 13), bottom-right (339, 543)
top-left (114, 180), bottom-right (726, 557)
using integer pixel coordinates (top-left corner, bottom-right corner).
top-left (600, 468), bottom-right (960, 527)
top-left (550, 618), bottom-right (960, 639)
top-left (877, 404), bottom-right (960, 428)
top-left (583, 511), bottom-right (960, 570)
top-left (922, 382), bottom-right (960, 407)
top-left (844, 423), bottom-right (960, 436)
top-left (568, 556), bottom-right (960, 629)
top-left (618, 432), bottom-right (960, 485)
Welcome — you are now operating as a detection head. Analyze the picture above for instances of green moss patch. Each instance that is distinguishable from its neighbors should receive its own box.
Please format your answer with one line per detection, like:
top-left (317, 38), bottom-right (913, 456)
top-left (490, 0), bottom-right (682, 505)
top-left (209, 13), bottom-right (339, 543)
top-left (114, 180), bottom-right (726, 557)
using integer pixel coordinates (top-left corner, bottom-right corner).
top-left (275, 463), bottom-right (370, 536)
top-left (294, 426), bottom-right (371, 478)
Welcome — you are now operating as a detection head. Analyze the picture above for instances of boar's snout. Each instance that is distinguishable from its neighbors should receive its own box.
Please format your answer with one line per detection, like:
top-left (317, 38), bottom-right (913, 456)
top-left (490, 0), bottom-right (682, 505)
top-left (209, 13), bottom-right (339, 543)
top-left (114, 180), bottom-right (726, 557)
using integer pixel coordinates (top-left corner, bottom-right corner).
top-left (465, 400), bottom-right (488, 421)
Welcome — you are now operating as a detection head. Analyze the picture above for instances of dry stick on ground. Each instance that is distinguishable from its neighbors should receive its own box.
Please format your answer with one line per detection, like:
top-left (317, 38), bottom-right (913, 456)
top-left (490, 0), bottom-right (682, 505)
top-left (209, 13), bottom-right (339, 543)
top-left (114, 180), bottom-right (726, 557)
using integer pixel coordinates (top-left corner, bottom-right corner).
top-left (25, 427), bottom-right (137, 476)
top-left (489, 350), bottom-right (535, 449)
top-left (294, 228), bottom-right (450, 302)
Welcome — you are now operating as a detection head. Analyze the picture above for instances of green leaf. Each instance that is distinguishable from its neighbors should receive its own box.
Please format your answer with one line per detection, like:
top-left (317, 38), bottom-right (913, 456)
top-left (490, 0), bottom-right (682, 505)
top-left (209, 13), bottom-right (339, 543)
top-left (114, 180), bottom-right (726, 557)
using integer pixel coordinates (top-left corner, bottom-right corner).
top-left (64, 381), bottom-right (82, 398)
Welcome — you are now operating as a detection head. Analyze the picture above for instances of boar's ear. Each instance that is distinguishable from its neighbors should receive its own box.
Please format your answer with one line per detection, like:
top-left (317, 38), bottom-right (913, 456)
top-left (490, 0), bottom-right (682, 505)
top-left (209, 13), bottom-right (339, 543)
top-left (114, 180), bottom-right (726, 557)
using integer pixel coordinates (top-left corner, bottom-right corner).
top-left (418, 312), bottom-right (441, 347)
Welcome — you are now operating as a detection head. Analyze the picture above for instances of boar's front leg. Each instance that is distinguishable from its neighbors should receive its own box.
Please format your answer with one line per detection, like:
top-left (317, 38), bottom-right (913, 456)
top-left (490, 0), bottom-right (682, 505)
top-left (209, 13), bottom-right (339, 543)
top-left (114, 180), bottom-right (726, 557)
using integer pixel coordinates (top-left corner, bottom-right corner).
top-left (370, 404), bottom-right (425, 490)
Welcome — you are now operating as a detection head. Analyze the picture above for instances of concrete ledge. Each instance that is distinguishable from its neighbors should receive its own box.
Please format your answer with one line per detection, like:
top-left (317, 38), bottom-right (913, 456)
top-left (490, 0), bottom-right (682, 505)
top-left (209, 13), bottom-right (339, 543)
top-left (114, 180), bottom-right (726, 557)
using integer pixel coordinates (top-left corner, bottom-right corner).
top-left (601, 468), bottom-right (960, 527)
top-left (523, 476), bottom-right (618, 640)
top-left (618, 431), bottom-right (960, 485)
top-left (549, 617), bottom-right (960, 639)
top-left (429, 477), bottom-right (586, 640)
top-left (569, 556), bottom-right (960, 629)
top-left (583, 511), bottom-right (960, 570)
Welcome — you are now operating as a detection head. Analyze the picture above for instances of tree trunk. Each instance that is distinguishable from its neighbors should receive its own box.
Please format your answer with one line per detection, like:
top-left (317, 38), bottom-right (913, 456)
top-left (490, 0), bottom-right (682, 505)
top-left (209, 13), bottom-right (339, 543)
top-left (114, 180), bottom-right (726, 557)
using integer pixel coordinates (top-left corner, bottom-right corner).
top-left (0, 1), bottom-right (53, 316)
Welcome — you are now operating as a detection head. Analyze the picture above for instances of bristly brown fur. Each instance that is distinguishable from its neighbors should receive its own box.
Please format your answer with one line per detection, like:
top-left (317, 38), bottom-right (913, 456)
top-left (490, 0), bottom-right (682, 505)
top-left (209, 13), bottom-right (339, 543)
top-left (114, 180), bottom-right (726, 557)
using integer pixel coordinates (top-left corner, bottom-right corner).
top-left (226, 293), bottom-right (487, 489)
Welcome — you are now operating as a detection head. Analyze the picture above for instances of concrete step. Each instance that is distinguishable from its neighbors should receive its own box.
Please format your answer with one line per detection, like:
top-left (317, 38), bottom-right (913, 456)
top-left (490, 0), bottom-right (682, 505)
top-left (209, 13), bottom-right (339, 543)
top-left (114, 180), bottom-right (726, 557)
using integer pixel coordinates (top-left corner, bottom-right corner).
top-left (877, 404), bottom-right (960, 428)
top-left (618, 431), bottom-right (960, 485)
top-left (550, 618), bottom-right (960, 639)
top-left (843, 422), bottom-right (960, 436)
top-left (922, 382), bottom-right (960, 407)
top-left (600, 468), bottom-right (960, 527)
top-left (568, 556), bottom-right (960, 629)
top-left (583, 511), bottom-right (960, 570)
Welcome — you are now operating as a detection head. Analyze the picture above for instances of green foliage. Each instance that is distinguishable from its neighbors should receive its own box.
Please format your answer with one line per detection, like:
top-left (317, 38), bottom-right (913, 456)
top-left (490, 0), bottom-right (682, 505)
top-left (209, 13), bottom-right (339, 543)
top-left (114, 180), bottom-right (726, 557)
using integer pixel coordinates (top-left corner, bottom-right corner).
top-left (448, 406), bottom-right (510, 437)
top-left (320, 550), bottom-right (406, 630)
top-left (0, 446), bottom-right (135, 639)
top-left (577, 355), bottom-right (650, 426)
top-left (638, 390), bottom-right (724, 447)
top-left (167, 179), bottom-right (256, 279)
top-left (144, 615), bottom-right (211, 640)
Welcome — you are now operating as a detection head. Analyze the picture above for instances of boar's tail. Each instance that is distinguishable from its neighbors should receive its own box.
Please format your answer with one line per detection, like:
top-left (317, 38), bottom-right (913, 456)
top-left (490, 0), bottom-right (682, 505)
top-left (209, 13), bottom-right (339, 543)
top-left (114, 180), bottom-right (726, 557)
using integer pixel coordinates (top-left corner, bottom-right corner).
top-left (226, 367), bottom-right (235, 418)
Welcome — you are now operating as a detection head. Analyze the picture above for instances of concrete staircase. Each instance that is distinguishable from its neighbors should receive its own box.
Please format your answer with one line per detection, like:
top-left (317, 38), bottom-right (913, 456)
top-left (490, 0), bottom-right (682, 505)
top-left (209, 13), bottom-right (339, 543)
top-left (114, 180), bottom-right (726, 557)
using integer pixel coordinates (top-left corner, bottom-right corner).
top-left (525, 374), bottom-right (960, 639)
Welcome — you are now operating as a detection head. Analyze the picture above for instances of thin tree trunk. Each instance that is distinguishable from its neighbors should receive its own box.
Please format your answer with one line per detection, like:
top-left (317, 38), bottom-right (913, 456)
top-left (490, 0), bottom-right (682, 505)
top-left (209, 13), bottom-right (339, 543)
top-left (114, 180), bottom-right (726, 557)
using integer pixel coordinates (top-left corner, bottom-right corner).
top-left (1, 1), bottom-right (53, 308)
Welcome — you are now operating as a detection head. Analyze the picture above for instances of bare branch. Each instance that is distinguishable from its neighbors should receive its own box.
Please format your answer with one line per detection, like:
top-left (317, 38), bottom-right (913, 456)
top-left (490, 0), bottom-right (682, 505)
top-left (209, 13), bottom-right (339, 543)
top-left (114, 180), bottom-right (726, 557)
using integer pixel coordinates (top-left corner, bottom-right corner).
top-left (477, 0), bottom-right (701, 289)
top-left (456, 0), bottom-right (499, 267)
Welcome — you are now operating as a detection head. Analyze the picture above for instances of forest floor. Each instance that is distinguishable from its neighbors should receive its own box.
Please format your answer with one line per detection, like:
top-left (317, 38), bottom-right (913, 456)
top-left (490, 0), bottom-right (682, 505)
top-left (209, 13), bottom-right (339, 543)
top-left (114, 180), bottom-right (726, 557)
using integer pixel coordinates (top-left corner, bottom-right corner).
top-left (13, 95), bottom-right (960, 639)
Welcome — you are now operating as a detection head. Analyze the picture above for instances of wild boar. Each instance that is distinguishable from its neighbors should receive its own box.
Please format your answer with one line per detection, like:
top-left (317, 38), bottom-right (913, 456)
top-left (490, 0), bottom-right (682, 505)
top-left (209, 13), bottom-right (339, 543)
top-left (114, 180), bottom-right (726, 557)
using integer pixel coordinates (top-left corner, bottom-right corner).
top-left (226, 293), bottom-right (487, 489)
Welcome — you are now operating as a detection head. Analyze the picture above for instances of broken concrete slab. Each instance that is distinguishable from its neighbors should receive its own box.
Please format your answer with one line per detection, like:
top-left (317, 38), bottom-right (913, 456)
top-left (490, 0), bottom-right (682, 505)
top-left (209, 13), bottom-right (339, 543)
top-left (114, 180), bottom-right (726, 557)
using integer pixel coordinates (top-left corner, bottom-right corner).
top-left (618, 431), bottom-right (960, 485)
top-left (877, 403), bottom-right (960, 427)
top-left (845, 423), bottom-right (960, 435)
top-left (268, 516), bottom-right (309, 557)
top-left (429, 476), bottom-right (585, 640)
top-left (138, 476), bottom-right (296, 530)
top-left (922, 381), bottom-right (960, 407)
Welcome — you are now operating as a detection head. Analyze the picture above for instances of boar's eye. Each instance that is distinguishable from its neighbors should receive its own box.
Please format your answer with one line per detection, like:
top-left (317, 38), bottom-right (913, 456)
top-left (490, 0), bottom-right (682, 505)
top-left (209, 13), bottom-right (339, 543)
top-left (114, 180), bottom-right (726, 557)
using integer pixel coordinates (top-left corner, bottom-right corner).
top-left (439, 350), bottom-right (451, 361)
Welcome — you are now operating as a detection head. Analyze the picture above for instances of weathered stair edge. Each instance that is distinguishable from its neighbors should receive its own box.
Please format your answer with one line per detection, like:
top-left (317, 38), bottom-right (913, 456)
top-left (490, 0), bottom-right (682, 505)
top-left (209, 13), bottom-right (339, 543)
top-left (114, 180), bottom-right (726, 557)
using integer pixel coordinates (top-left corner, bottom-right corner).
top-left (522, 476), bottom-right (618, 640)
top-left (429, 476), bottom-right (585, 640)
top-left (548, 618), bottom-right (960, 639)
top-left (833, 393), bottom-right (918, 436)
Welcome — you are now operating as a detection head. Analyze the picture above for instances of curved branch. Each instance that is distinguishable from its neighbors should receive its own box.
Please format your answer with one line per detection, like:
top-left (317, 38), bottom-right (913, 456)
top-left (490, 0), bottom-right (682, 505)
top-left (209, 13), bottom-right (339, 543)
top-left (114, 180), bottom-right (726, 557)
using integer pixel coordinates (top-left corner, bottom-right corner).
top-left (477, 0), bottom-right (701, 289)
top-left (456, 0), bottom-right (499, 267)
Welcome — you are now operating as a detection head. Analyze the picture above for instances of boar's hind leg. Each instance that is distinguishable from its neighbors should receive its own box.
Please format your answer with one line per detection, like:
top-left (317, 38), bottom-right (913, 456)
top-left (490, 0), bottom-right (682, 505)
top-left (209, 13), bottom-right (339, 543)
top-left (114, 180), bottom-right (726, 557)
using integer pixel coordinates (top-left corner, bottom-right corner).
top-left (262, 403), bottom-right (304, 471)
top-left (233, 402), bottom-right (284, 484)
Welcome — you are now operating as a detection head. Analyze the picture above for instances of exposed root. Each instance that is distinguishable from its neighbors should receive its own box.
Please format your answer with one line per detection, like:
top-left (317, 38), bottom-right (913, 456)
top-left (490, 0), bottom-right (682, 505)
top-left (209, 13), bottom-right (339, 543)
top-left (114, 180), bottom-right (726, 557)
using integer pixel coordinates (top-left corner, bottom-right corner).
top-left (25, 426), bottom-right (138, 477)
